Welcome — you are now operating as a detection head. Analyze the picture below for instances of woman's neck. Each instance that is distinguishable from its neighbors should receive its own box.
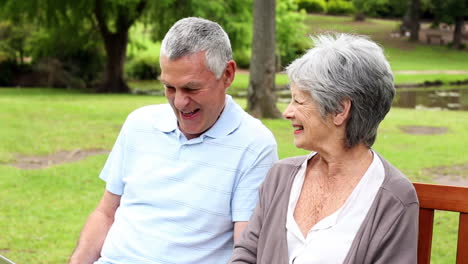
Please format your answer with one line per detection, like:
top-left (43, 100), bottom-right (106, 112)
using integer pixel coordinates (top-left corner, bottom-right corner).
top-left (309, 144), bottom-right (373, 182)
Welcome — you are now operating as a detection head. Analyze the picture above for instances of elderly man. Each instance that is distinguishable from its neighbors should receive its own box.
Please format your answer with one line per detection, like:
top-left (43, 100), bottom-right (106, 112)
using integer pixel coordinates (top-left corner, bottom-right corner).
top-left (69, 17), bottom-right (278, 264)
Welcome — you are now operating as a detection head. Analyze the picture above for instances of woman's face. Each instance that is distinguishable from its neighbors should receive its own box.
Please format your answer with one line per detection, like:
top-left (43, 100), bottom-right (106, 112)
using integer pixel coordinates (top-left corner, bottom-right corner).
top-left (283, 85), bottom-right (334, 151)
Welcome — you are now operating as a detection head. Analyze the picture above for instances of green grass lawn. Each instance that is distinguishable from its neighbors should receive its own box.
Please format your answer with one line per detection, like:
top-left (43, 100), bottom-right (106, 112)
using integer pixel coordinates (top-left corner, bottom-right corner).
top-left (1, 88), bottom-right (467, 263)
top-left (304, 14), bottom-right (468, 71)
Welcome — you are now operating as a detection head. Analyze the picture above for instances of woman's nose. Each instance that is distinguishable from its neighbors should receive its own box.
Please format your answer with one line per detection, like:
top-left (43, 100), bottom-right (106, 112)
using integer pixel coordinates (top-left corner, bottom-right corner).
top-left (283, 103), bottom-right (293, 119)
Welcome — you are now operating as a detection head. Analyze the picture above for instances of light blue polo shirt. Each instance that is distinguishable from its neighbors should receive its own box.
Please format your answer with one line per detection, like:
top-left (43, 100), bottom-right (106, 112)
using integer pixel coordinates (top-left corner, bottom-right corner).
top-left (96, 95), bottom-right (278, 264)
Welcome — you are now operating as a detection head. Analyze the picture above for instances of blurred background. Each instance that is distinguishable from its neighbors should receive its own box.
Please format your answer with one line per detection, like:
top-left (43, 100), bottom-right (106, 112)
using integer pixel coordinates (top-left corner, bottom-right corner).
top-left (0, 0), bottom-right (467, 263)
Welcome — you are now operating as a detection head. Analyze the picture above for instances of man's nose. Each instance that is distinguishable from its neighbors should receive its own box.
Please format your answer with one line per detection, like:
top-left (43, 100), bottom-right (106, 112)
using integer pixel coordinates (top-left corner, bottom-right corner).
top-left (174, 91), bottom-right (190, 109)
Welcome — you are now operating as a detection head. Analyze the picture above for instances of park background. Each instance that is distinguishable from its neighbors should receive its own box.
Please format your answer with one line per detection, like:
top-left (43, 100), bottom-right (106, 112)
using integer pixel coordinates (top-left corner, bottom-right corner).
top-left (1, 0), bottom-right (467, 263)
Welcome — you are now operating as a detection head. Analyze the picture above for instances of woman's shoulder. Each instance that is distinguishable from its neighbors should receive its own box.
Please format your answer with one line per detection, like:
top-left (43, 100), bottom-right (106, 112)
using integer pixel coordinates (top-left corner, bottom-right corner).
top-left (377, 154), bottom-right (419, 206)
top-left (258, 155), bottom-right (307, 201)
top-left (275, 156), bottom-right (307, 167)
top-left (262, 156), bottom-right (306, 185)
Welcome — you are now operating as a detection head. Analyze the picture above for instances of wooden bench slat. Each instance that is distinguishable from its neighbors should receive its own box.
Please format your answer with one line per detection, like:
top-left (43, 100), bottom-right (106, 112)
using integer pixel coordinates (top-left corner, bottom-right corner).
top-left (457, 213), bottom-right (468, 264)
top-left (414, 183), bottom-right (468, 264)
top-left (413, 183), bottom-right (468, 213)
top-left (418, 208), bottom-right (435, 264)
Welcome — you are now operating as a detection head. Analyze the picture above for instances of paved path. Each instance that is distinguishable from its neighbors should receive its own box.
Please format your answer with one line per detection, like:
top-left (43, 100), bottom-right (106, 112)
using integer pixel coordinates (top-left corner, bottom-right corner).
top-left (395, 70), bottom-right (468, 74)
top-left (238, 69), bottom-right (468, 75)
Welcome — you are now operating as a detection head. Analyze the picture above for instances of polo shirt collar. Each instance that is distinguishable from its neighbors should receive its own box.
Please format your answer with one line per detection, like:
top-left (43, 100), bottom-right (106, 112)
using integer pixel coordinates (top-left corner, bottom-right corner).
top-left (203, 95), bottom-right (241, 139)
top-left (153, 95), bottom-right (241, 139)
top-left (153, 104), bottom-right (178, 133)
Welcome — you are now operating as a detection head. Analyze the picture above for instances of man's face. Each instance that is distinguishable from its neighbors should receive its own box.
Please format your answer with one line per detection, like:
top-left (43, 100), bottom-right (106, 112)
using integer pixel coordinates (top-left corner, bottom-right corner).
top-left (160, 51), bottom-right (235, 139)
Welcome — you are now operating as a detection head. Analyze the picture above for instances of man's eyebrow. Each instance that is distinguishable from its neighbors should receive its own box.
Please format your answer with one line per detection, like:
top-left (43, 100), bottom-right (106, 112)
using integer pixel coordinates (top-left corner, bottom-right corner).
top-left (161, 81), bottom-right (202, 89)
top-left (183, 82), bottom-right (202, 89)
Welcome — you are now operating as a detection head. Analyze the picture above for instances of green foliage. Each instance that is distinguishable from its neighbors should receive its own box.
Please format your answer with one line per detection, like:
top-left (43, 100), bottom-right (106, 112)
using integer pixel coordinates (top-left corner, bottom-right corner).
top-left (126, 25), bottom-right (161, 80)
top-left (147, 0), bottom-right (307, 70)
top-left (148, 0), bottom-right (253, 64)
top-left (0, 0), bottom-right (307, 88)
top-left (326, 0), bottom-right (355, 15)
top-left (385, 0), bottom-right (410, 17)
top-left (0, 20), bottom-right (33, 63)
top-left (125, 52), bottom-right (160, 80)
top-left (295, 0), bottom-right (327, 13)
top-left (430, 0), bottom-right (468, 25)
top-left (276, 0), bottom-right (309, 69)
top-left (352, 0), bottom-right (389, 17)
top-left (0, 0), bottom-right (106, 88)
top-left (233, 48), bottom-right (252, 69)
top-left (29, 25), bottom-right (104, 87)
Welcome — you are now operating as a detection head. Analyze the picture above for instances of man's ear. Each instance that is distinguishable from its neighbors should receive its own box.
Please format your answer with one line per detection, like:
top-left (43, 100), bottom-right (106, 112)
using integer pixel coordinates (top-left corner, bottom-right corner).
top-left (222, 60), bottom-right (236, 89)
top-left (333, 98), bottom-right (351, 126)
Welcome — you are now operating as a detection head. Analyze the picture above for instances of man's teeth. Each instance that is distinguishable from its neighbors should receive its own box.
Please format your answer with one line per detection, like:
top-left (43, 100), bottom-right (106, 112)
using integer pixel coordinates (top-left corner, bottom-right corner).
top-left (295, 126), bottom-right (303, 131)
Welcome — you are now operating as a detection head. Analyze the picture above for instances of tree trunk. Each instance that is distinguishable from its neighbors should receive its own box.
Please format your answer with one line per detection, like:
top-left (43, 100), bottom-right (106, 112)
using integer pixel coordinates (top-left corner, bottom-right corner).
top-left (247, 0), bottom-right (282, 119)
top-left (93, 0), bottom-right (147, 93)
top-left (354, 12), bottom-right (366, 22)
top-left (409, 0), bottom-right (420, 42)
top-left (452, 16), bottom-right (464, 50)
top-left (96, 31), bottom-right (130, 93)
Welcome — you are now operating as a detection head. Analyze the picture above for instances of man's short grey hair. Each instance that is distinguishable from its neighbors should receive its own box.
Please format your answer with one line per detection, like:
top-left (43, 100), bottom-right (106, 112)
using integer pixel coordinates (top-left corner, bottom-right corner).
top-left (160, 17), bottom-right (232, 79)
top-left (286, 33), bottom-right (395, 148)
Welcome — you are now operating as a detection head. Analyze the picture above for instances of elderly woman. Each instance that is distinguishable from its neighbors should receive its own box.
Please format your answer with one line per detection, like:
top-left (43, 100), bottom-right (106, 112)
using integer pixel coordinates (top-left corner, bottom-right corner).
top-left (230, 33), bottom-right (419, 264)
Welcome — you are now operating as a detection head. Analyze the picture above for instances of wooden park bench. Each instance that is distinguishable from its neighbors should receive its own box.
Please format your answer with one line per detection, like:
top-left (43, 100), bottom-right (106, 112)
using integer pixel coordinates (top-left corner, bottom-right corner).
top-left (414, 183), bottom-right (468, 264)
top-left (426, 33), bottom-right (444, 45)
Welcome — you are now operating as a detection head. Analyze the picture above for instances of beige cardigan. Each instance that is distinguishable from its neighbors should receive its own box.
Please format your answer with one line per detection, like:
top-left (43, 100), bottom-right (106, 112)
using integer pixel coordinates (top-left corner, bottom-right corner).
top-left (230, 154), bottom-right (419, 264)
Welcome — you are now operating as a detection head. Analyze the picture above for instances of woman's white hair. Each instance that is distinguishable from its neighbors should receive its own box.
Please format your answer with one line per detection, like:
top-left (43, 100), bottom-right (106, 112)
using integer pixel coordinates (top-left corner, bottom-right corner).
top-left (286, 33), bottom-right (395, 148)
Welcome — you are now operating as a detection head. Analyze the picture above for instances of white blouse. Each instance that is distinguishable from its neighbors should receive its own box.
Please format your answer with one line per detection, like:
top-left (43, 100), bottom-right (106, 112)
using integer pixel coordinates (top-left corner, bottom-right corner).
top-left (286, 151), bottom-right (385, 264)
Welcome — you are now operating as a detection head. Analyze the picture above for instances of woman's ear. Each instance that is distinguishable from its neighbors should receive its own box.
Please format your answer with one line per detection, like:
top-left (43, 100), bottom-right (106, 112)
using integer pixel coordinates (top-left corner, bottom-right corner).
top-left (333, 98), bottom-right (351, 126)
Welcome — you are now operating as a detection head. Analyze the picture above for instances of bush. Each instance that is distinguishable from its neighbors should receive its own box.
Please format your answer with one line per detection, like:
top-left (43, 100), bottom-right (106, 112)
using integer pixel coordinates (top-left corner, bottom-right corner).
top-left (29, 26), bottom-right (104, 88)
top-left (326, 0), bottom-right (355, 15)
top-left (125, 52), bottom-right (160, 80)
top-left (296, 0), bottom-right (326, 13)
top-left (0, 60), bottom-right (18, 86)
top-left (276, 0), bottom-right (309, 69)
top-left (234, 48), bottom-right (251, 69)
top-left (0, 60), bottom-right (33, 86)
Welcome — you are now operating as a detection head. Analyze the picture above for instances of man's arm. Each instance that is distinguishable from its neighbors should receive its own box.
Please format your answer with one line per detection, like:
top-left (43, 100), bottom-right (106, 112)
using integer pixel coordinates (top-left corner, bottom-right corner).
top-left (230, 193), bottom-right (264, 264)
top-left (233, 221), bottom-right (248, 242)
top-left (68, 190), bottom-right (121, 264)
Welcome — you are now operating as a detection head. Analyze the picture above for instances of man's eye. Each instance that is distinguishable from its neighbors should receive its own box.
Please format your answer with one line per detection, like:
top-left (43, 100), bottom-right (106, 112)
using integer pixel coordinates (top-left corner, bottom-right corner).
top-left (183, 88), bottom-right (199, 93)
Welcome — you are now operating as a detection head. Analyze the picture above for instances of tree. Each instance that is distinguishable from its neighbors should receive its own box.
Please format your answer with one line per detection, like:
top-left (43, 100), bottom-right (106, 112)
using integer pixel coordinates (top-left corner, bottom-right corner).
top-left (1, 0), bottom-right (306, 94)
top-left (93, 0), bottom-right (148, 93)
top-left (409, 0), bottom-right (420, 42)
top-left (431, 0), bottom-right (467, 50)
top-left (0, 0), bottom-right (151, 93)
top-left (0, 0), bottom-right (253, 92)
top-left (0, 20), bottom-right (32, 64)
top-left (247, 0), bottom-right (282, 118)
top-left (352, 0), bottom-right (389, 21)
